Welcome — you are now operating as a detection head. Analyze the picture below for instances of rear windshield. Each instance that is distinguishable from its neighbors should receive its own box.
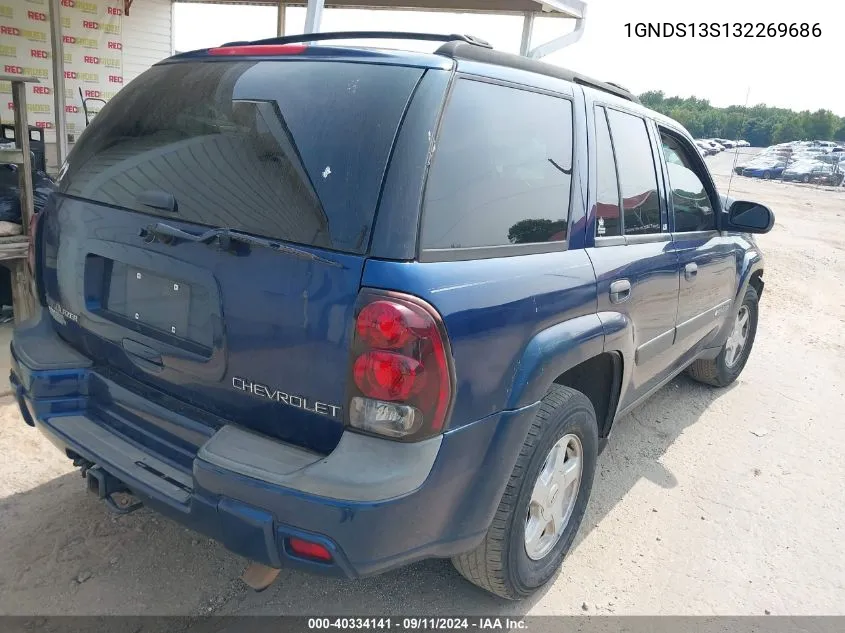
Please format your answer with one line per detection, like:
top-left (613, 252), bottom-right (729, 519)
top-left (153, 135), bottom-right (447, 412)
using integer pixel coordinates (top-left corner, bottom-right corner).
top-left (60, 60), bottom-right (423, 254)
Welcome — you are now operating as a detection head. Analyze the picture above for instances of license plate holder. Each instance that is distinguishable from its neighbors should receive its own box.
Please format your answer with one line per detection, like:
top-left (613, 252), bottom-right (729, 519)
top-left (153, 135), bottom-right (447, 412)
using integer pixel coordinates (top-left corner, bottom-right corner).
top-left (117, 267), bottom-right (191, 337)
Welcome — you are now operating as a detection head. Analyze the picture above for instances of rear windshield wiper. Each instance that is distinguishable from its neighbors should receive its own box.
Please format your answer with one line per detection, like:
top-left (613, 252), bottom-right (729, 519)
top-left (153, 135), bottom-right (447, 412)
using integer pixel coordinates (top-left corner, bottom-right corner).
top-left (140, 222), bottom-right (342, 268)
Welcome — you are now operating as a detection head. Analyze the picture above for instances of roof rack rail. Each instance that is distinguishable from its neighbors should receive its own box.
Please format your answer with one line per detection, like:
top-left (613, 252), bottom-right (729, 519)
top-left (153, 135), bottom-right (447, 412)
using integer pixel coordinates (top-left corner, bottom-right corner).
top-left (435, 41), bottom-right (640, 104)
top-left (220, 31), bottom-right (492, 49)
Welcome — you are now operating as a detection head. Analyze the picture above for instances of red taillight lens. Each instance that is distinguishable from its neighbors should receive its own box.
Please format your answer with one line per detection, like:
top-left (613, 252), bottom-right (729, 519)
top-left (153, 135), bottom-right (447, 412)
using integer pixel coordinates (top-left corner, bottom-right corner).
top-left (288, 537), bottom-right (332, 562)
top-left (207, 44), bottom-right (307, 56)
top-left (353, 351), bottom-right (425, 401)
top-left (348, 290), bottom-right (454, 441)
top-left (356, 301), bottom-right (415, 349)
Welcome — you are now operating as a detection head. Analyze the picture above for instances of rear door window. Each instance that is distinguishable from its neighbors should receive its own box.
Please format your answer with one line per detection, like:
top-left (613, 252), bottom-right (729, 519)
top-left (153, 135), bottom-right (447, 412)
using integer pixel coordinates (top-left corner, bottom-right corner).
top-left (594, 106), bottom-right (622, 238)
top-left (420, 79), bottom-right (573, 251)
top-left (60, 60), bottom-right (423, 254)
top-left (605, 109), bottom-right (662, 236)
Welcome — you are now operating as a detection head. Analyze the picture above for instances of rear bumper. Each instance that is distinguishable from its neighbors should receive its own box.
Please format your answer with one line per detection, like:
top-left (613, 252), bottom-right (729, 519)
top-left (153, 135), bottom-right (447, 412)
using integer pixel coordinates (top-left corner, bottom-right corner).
top-left (10, 309), bottom-right (539, 578)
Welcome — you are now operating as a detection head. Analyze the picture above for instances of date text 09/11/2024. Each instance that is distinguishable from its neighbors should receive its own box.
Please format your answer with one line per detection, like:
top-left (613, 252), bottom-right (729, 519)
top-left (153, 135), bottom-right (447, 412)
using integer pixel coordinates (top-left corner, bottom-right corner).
top-left (307, 618), bottom-right (528, 630)
top-left (625, 22), bottom-right (822, 38)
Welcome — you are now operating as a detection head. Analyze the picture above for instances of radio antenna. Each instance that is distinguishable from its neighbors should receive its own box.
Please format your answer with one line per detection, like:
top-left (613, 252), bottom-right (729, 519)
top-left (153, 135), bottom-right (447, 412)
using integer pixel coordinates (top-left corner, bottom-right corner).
top-left (726, 86), bottom-right (752, 201)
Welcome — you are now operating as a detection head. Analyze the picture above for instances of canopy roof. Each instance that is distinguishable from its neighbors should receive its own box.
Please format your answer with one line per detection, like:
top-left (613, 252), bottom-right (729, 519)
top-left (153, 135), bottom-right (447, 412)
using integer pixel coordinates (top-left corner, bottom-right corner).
top-left (47, 0), bottom-right (587, 166)
top-left (182, 0), bottom-right (587, 59)
top-left (178, 0), bottom-right (584, 19)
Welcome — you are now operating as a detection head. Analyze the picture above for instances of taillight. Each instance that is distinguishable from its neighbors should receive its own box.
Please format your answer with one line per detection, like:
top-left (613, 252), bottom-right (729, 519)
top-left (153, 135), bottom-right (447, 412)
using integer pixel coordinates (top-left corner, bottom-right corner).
top-left (347, 290), bottom-right (454, 441)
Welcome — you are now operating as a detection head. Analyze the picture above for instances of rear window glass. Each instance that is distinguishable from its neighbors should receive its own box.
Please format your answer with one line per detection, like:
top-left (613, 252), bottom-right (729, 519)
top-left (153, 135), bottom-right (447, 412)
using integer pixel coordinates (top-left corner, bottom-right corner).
top-left (605, 109), bottom-right (662, 236)
top-left (420, 79), bottom-right (573, 250)
top-left (60, 60), bottom-right (423, 254)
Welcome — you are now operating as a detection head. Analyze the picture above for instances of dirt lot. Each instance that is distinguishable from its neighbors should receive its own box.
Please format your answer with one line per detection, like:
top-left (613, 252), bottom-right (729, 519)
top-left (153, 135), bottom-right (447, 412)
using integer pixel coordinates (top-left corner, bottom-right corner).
top-left (0, 149), bottom-right (843, 616)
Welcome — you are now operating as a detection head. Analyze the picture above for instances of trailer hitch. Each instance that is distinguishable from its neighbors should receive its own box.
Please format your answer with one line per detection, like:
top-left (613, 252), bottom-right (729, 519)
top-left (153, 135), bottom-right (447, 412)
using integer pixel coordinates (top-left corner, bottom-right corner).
top-left (85, 466), bottom-right (143, 515)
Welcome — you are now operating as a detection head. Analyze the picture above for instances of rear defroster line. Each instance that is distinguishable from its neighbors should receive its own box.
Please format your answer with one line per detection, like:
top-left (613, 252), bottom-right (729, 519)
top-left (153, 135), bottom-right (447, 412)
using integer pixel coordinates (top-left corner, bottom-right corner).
top-left (139, 222), bottom-right (342, 267)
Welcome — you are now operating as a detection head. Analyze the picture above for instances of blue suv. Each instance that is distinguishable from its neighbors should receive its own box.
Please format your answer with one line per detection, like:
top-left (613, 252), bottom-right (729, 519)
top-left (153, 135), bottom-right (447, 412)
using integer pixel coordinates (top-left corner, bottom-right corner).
top-left (10, 32), bottom-right (773, 599)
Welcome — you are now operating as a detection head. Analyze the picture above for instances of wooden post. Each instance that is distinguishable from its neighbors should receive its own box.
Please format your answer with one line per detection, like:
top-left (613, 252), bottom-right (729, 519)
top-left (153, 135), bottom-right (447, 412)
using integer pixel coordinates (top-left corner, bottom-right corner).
top-left (2, 74), bottom-right (41, 324)
top-left (10, 259), bottom-right (37, 323)
top-left (11, 80), bottom-right (35, 231)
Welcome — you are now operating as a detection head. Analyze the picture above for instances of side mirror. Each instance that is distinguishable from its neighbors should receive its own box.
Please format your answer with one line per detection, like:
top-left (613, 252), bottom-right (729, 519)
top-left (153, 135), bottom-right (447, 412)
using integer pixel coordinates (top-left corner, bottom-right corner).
top-left (723, 200), bottom-right (775, 234)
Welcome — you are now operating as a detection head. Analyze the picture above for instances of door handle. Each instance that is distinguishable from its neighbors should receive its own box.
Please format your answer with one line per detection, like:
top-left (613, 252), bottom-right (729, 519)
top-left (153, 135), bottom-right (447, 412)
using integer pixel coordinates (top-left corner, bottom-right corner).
top-left (609, 279), bottom-right (632, 304)
top-left (685, 263), bottom-right (698, 281)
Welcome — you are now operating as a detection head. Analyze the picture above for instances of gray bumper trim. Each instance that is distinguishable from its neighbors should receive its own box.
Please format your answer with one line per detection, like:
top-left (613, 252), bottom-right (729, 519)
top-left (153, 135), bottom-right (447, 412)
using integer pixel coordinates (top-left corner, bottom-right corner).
top-left (13, 308), bottom-right (93, 371)
top-left (51, 415), bottom-right (192, 504)
top-left (197, 425), bottom-right (442, 502)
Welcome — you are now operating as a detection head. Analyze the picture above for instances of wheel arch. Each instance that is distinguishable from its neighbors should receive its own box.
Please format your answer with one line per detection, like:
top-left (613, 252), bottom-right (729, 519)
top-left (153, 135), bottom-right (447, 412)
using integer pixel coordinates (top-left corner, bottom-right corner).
top-left (553, 351), bottom-right (623, 439)
top-left (504, 312), bottom-right (629, 440)
top-left (504, 313), bottom-right (606, 411)
top-left (748, 269), bottom-right (764, 300)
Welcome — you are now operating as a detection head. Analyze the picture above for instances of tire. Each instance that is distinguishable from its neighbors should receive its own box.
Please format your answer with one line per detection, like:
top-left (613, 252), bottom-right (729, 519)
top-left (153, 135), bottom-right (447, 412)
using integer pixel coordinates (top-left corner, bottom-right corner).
top-left (451, 384), bottom-right (598, 600)
top-left (763, 171), bottom-right (771, 180)
top-left (801, 174), bottom-right (810, 183)
top-left (687, 285), bottom-right (759, 387)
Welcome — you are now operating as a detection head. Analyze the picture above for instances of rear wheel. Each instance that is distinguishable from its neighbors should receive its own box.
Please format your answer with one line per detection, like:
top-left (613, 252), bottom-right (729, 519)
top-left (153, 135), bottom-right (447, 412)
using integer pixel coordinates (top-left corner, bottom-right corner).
top-left (763, 171), bottom-right (772, 180)
top-left (801, 174), bottom-right (810, 183)
top-left (451, 385), bottom-right (598, 599)
top-left (687, 285), bottom-right (759, 387)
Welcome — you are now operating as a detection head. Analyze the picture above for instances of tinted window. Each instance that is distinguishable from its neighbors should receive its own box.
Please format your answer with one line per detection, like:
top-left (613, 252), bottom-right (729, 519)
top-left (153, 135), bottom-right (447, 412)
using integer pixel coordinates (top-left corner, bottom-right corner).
top-left (421, 80), bottom-right (573, 250)
top-left (660, 132), bottom-right (715, 231)
top-left (605, 109), bottom-right (662, 236)
top-left (60, 61), bottom-right (423, 254)
top-left (594, 107), bottom-right (621, 237)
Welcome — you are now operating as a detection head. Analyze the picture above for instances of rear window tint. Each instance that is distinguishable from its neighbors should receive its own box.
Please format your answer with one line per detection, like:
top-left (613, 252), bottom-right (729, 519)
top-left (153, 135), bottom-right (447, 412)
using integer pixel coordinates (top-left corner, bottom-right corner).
top-left (604, 109), bottom-right (662, 236)
top-left (420, 79), bottom-right (573, 250)
top-left (594, 106), bottom-right (622, 237)
top-left (60, 60), bottom-right (423, 254)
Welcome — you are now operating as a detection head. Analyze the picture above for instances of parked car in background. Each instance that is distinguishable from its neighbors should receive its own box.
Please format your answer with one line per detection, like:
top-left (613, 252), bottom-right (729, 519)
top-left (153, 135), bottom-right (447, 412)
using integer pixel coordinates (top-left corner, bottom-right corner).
top-left (782, 160), bottom-right (825, 182)
top-left (817, 153), bottom-right (844, 165)
top-left (715, 138), bottom-right (736, 149)
top-left (796, 147), bottom-right (825, 158)
top-left (781, 161), bottom-right (842, 185)
top-left (735, 140), bottom-right (750, 147)
top-left (696, 140), bottom-right (719, 156)
top-left (810, 165), bottom-right (844, 186)
top-left (743, 158), bottom-right (788, 179)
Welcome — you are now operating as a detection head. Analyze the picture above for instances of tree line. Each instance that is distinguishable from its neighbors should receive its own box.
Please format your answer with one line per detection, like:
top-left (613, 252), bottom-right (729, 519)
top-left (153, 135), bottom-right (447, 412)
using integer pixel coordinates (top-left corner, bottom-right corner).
top-left (639, 91), bottom-right (845, 147)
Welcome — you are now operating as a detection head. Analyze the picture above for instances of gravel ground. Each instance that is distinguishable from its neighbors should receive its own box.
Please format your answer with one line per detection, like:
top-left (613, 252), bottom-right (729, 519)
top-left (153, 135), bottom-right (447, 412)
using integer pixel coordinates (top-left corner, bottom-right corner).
top-left (0, 148), bottom-right (843, 616)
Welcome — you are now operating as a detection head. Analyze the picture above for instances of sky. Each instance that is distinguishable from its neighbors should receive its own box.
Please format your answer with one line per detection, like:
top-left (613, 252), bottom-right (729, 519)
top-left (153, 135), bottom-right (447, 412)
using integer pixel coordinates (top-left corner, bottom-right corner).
top-left (174, 0), bottom-right (845, 116)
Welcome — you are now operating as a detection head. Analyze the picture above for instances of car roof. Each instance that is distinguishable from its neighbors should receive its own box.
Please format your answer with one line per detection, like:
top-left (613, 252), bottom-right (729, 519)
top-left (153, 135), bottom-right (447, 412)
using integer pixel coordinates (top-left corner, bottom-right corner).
top-left (169, 32), bottom-right (642, 107)
top-left (435, 41), bottom-right (640, 104)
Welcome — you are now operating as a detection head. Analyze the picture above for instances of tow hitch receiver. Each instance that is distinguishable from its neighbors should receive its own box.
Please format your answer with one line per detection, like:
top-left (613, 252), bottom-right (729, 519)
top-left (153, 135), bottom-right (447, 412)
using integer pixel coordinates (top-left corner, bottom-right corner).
top-left (85, 465), bottom-right (144, 515)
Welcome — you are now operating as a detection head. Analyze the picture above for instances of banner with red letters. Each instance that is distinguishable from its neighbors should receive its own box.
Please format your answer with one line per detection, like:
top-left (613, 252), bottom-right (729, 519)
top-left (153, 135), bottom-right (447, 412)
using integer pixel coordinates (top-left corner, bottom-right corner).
top-left (0, 0), bottom-right (124, 147)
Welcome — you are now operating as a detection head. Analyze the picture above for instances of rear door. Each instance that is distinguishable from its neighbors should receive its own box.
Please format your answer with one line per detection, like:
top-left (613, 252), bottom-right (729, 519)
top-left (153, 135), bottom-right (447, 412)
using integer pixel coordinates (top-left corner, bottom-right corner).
top-left (585, 102), bottom-right (680, 410)
top-left (41, 57), bottom-right (426, 453)
top-left (656, 127), bottom-right (737, 356)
